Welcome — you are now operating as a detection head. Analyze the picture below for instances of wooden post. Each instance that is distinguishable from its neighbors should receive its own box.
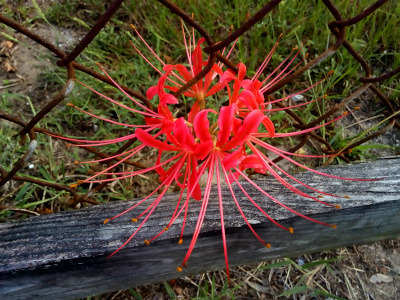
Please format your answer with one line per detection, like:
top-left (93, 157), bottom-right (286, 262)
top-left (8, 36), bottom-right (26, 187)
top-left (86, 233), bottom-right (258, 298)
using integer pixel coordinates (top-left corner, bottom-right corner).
top-left (1, 157), bottom-right (399, 299)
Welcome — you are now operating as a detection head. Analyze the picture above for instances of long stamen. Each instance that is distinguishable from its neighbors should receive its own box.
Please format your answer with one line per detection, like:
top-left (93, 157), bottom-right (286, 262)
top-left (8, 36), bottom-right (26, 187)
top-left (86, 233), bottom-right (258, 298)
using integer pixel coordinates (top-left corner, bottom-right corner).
top-left (249, 136), bottom-right (378, 181)
top-left (248, 145), bottom-right (341, 203)
top-left (247, 141), bottom-right (336, 205)
top-left (105, 152), bottom-right (187, 225)
top-left (77, 79), bottom-right (159, 118)
top-left (67, 103), bottom-right (152, 128)
top-left (229, 169), bottom-right (291, 231)
top-left (179, 152), bottom-right (215, 270)
top-left (234, 167), bottom-right (335, 227)
top-left (252, 111), bottom-right (347, 138)
top-left (259, 47), bottom-right (297, 87)
top-left (252, 33), bottom-right (283, 82)
top-left (215, 155), bottom-right (230, 283)
top-left (181, 19), bottom-right (194, 76)
top-left (91, 152), bottom-right (184, 177)
top-left (262, 45), bottom-right (304, 90)
top-left (218, 152), bottom-right (270, 247)
top-left (148, 156), bottom-right (191, 242)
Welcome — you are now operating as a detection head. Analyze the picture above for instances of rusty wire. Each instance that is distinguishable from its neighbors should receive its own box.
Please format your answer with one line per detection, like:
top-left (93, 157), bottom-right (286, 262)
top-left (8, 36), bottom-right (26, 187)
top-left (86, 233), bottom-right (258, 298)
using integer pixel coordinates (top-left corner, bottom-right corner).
top-left (0, 0), bottom-right (399, 208)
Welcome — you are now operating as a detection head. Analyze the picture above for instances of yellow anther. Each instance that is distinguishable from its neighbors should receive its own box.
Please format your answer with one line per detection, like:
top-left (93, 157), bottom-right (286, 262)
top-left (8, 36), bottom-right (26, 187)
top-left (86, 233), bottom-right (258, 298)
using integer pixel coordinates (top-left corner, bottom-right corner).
top-left (279, 33), bottom-right (284, 38)
top-left (164, 227), bottom-right (168, 231)
top-left (328, 70), bottom-right (334, 75)
top-left (289, 227), bottom-right (294, 234)
top-left (265, 243), bottom-right (271, 248)
top-left (191, 13), bottom-right (194, 18)
top-left (87, 170), bottom-right (95, 174)
top-left (230, 24), bottom-right (233, 30)
top-left (335, 204), bottom-right (341, 209)
top-left (104, 219), bottom-right (109, 224)
top-left (348, 149), bottom-right (353, 153)
top-left (292, 46), bottom-right (298, 51)
top-left (67, 103), bottom-right (75, 107)
top-left (344, 195), bottom-right (350, 199)
top-left (331, 224), bottom-right (337, 229)
top-left (131, 24), bottom-right (135, 29)
top-left (323, 94), bottom-right (328, 98)
top-left (132, 218), bottom-right (137, 222)
top-left (178, 239), bottom-right (183, 244)
top-left (317, 195), bottom-right (324, 198)
top-left (77, 180), bottom-right (84, 185)
top-left (70, 184), bottom-right (77, 188)
top-left (144, 239), bottom-right (150, 245)
top-left (305, 53), bottom-right (309, 58)
top-left (355, 106), bottom-right (360, 110)
top-left (66, 143), bottom-right (71, 147)
top-left (177, 267), bottom-right (182, 272)
top-left (342, 111), bottom-right (349, 116)
top-left (74, 160), bottom-right (79, 164)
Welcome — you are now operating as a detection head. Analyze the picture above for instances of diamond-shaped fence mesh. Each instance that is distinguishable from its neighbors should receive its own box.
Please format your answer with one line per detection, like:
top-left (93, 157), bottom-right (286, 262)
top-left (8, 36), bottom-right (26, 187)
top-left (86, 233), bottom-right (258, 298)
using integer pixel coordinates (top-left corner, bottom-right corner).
top-left (1, 0), bottom-right (399, 207)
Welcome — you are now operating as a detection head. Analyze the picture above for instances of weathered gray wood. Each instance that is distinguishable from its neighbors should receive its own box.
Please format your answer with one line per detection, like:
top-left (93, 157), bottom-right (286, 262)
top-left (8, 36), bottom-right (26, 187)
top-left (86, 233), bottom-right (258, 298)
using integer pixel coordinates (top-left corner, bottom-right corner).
top-left (0, 157), bottom-right (399, 300)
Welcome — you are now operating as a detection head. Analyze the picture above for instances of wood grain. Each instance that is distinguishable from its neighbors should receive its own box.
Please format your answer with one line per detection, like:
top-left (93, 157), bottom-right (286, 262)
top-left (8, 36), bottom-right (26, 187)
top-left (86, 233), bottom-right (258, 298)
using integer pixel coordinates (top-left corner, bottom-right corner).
top-left (0, 157), bottom-right (399, 299)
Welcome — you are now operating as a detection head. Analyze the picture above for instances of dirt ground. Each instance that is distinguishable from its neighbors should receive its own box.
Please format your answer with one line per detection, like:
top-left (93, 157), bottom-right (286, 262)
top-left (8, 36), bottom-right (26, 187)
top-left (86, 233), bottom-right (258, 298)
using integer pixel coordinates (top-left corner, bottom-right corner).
top-left (1, 20), bottom-right (399, 300)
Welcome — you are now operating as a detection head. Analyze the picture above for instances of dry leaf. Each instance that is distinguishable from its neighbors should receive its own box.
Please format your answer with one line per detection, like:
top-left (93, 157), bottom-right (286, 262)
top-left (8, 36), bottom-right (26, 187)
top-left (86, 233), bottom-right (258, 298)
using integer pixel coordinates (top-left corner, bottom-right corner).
top-left (246, 280), bottom-right (269, 293)
top-left (295, 148), bottom-right (306, 155)
top-left (369, 273), bottom-right (393, 284)
top-left (164, 55), bottom-right (173, 64)
top-left (0, 40), bottom-right (13, 49)
top-left (4, 61), bottom-right (16, 72)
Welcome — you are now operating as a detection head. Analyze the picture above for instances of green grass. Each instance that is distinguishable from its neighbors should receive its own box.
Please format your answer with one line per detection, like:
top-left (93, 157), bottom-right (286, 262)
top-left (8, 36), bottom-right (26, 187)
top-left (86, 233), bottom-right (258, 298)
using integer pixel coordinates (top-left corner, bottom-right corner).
top-left (1, 0), bottom-right (400, 297)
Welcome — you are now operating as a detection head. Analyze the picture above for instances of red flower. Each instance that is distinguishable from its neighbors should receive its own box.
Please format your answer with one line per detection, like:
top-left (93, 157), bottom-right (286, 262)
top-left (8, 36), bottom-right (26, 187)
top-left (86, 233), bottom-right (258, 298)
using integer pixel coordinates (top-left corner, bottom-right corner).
top-left (49, 25), bottom-right (381, 285)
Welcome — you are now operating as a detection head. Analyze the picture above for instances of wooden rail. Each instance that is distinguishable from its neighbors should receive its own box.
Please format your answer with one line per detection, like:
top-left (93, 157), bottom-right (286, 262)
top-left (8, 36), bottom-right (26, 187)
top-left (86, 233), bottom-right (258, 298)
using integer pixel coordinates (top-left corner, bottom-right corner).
top-left (1, 157), bottom-right (399, 299)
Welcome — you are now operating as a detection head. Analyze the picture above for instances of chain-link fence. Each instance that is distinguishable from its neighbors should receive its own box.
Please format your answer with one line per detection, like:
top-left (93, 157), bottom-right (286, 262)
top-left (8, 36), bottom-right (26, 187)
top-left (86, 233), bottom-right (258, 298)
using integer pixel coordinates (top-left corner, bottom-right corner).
top-left (1, 0), bottom-right (399, 207)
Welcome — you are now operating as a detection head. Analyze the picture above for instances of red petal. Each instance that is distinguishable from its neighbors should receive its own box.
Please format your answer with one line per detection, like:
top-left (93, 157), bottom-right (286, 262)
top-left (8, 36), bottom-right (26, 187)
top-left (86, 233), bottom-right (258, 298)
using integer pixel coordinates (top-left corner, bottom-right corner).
top-left (189, 156), bottom-right (202, 200)
top-left (155, 150), bottom-right (167, 177)
top-left (217, 105), bottom-right (235, 147)
top-left (262, 116), bottom-right (275, 137)
top-left (222, 109), bottom-right (266, 151)
top-left (146, 86), bottom-right (157, 100)
top-left (193, 109), bottom-right (216, 143)
top-left (238, 63), bottom-right (247, 80)
top-left (240, 154), bottom-right (265, 170)
top-left (238, 90), bottom-right (258, 110)
top-left (136, 128), bottom-right (180, 151)
top-left (194, 141), bottom-right (213, 160)
top-left (160, 94), bottom-right (178, 105)
top-left (222, 147), bottom-right (245, 170)
top-left (188, 100), bottom-right (201, 124)
top-left (173, 118), bottom-right (196, 150)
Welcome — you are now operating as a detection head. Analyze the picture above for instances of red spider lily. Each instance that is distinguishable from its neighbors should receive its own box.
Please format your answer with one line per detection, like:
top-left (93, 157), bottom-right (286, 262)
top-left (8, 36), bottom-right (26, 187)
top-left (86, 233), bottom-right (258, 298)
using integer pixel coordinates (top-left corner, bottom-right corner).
top-left (50, 24), bottom-right (381, 285)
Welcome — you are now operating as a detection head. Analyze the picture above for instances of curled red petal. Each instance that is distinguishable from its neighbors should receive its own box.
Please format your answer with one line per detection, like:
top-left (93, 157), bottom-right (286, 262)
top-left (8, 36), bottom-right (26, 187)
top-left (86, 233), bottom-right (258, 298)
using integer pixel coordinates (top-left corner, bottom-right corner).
top-left (222, 109), bottom-right (266, 151)
top-left (238, 90), bottom-right (258, 110)
top-left (136, 128), bottom-right (180, 151)
top-left (188, 100), bottom-right (200, 124)
top-left (189, 156), bottom-right (202, 201)
top-left (160, 94), bottom-right (178, 105)
top-left (238, 63), bottom-right (247, 80)
top-left (222, 147), bottom-right (246, 170)
top-left (239, 154), bottom-right (266, 171)
top-left (194, 141), bottom-right (213, 160)
top-left (193, 109), bottom-right (217, 143)
top-left (261, 116), bottom-right (275, 137)
top-left (173, 118), bottom-right (196, 150)
top-left (146, 86), bottom-right (157, 100)
top-left (241, 79), bottom-right (253, 90)
top-left (217, 105), bottom-right (235, 147)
